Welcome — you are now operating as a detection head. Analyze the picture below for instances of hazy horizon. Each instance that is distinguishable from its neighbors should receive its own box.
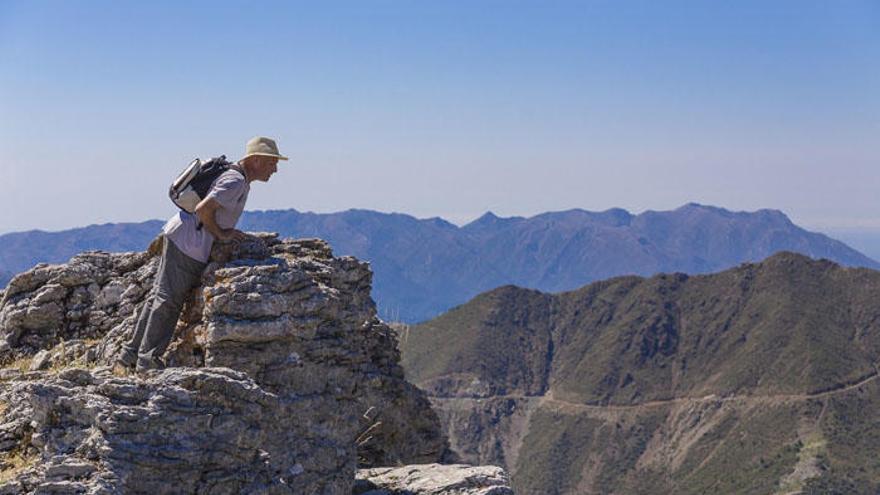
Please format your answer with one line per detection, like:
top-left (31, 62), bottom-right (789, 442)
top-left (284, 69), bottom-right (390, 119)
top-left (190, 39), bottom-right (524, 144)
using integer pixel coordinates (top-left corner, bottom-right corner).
top-left (0, 201), bottom-right (877, 231)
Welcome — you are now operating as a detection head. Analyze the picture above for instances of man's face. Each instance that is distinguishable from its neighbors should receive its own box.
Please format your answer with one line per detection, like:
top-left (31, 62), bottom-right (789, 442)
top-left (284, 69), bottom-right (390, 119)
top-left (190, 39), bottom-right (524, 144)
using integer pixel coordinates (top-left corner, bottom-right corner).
top-left (253, 156), bottom-right (279, 182)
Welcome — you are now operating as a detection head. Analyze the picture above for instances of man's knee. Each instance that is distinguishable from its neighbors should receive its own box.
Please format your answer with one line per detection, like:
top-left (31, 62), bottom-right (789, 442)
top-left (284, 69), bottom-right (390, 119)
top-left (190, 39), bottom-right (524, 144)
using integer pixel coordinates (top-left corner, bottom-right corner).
top-left (151, 291), bottom-right (184, 315)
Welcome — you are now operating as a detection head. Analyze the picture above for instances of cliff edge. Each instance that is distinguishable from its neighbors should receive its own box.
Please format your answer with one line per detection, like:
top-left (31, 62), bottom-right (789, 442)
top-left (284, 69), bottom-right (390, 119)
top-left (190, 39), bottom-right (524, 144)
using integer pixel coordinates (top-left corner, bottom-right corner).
top-left (0, 233), bottom-right (513, 494)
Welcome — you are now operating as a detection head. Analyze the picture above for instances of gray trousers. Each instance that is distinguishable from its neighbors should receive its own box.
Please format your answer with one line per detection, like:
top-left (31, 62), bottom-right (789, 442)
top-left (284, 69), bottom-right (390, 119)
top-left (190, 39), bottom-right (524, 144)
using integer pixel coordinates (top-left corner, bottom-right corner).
top-left (124, 236), bottom-right (206, 365)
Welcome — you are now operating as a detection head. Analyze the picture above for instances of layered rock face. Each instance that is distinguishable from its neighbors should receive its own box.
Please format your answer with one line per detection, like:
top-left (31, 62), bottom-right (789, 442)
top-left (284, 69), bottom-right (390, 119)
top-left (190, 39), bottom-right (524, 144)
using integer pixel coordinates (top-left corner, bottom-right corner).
top-left (0, 234), bottom-right (510, 494)
top-left (355, 464), bottom-right (514, 495)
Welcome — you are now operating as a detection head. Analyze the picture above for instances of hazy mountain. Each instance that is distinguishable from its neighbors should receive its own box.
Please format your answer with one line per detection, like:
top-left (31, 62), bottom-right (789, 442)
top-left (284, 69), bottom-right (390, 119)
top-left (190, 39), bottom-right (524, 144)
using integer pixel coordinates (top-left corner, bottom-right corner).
top-left (0, 220), bottom-right (165, 274)
top-left (459, 204), bottom-right (878, 290)
top-left (400, 252), bottom-right (880, 494)
top-left (0, 204), bottom-right (877, 322)
top-left (824, 229), bottom-right (880, 263)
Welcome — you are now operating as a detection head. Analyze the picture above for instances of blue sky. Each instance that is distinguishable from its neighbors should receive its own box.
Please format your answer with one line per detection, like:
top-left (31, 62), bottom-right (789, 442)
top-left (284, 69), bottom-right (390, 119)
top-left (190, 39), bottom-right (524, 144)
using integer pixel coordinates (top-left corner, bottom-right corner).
top-left (1, 1), bottom-right (878, 242)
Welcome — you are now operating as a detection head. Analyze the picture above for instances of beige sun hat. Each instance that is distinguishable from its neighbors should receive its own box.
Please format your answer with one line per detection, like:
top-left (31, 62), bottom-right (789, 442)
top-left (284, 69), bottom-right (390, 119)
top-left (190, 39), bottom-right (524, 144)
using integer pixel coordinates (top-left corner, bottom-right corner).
top-left (243, 136), bottom-right (288, 161)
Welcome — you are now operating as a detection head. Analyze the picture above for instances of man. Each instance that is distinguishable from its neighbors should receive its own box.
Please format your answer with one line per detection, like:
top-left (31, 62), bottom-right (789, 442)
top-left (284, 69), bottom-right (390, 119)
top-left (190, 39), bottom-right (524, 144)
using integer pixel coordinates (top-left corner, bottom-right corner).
top-left (116, 136), bottom-right (288, 372)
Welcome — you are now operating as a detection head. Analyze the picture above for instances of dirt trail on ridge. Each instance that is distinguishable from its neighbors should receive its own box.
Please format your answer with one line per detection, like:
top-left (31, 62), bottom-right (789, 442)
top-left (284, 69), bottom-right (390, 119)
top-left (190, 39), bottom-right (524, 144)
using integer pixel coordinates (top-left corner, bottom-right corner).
top-left (429, 369), bottom-right (880, 414)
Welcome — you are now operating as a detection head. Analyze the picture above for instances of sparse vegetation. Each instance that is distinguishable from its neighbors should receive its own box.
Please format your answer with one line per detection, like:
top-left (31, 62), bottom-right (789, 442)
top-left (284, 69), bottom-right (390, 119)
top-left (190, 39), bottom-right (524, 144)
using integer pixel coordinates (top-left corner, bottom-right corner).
top-left (0, 450), bottom-right (36, 484)
top-left (777, 431), bottom-right (827, 494)
top-left (2, 356), bottom-right (34, 377)
top-left (1, 339), bottom-right (103, 381)
top-left (0, 429), bottom-right (36, 486)
top-left (385, 321), bottom-right (411, 346)
top-left (402, 252), bottom-right (880, 494)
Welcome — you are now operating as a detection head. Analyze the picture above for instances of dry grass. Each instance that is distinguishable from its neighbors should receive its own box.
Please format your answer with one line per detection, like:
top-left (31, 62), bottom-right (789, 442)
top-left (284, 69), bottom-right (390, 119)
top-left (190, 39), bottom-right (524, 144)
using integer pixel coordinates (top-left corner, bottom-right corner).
top-left (1, 343), bottom-right (102, 382)
top-left (0, 450), bottom-right (36, 484)
top-left (1, 356), bottom-right (33, 377)
top-left (385, 321), bottom-right (410, 346)
top-left (0, 429), bottom-right (36, 485)
top-left (111, 362), bottom-right (134, 378)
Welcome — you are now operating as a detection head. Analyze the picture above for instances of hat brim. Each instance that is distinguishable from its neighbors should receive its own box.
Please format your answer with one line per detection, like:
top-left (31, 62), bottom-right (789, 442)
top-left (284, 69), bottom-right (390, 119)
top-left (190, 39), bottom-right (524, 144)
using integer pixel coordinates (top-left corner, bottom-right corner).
top-left (244, 152), bottom-right (289, 161)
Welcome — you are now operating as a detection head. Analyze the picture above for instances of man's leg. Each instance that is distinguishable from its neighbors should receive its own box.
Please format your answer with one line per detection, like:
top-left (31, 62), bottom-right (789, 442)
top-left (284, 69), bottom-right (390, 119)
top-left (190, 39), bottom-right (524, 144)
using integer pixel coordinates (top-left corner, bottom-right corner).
top-left (116, 239), bottom-right (171, 368)
top-left (136, 238), bottom-right (206, 370)
top-left (116, 300), bottom-right (153, 368)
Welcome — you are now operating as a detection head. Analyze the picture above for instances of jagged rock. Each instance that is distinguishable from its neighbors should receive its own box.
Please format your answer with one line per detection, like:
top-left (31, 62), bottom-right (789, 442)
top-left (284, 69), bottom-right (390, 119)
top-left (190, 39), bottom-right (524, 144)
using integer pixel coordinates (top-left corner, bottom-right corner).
top-left (27, 350), bottom-right (50, 371)
top-left (0, 233), bottom-right (467, 494)
top-left (2, 367), bottom-right (307, 494)
top-left (0, 238), bottom-right (160, 359)
top-left (354, 464), bottom-right (514, 494)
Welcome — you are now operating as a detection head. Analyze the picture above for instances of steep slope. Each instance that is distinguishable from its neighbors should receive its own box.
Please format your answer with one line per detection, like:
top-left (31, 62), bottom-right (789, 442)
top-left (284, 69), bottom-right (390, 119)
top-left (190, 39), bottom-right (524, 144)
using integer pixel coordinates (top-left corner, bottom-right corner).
top-left (1, 205), bottom-right (876, 322)
top-left (401, 253), bottom-right (880, 494)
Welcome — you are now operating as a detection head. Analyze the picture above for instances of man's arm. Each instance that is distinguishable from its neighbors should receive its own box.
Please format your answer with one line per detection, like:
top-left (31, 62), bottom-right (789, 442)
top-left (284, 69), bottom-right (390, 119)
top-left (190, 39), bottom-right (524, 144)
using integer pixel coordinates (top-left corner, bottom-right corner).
top-left (194, 197), bottom-right (247, 241)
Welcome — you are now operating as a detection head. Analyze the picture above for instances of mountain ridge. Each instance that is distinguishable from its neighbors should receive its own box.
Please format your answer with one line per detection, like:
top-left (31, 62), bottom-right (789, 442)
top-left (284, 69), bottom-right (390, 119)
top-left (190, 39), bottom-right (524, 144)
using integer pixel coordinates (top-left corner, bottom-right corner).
top-left (1, 205), bottom-right (876, 322)
top-left (400, 251), bottom-right (880, 494)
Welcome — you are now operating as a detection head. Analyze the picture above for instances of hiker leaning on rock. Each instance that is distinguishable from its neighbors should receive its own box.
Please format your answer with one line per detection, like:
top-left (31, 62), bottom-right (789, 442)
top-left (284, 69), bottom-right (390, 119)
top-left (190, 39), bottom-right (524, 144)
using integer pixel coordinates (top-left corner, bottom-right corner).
top-left (116, 136), bottom-right (288, 372)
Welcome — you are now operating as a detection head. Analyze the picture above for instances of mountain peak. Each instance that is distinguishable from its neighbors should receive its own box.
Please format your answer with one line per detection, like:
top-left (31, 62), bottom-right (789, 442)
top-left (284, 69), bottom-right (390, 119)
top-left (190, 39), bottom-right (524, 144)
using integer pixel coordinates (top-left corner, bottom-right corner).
top-left (474, 211), bottom-right (499, 223)
top-left (675, 202), bottom-right (731, 215)
top-left (462, 211), bottom-right (524, 231)
top-left (598, 207), bottom-right (633, 226)
top-left (675, 203), bottom-right (793, 224)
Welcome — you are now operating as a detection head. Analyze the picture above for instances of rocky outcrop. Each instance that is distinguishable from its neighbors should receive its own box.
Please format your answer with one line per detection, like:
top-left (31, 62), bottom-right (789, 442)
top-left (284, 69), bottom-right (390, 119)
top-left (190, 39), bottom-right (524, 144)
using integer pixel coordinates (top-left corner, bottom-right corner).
top-left (1, 367), bottom-right (301, 494)
top-left (0, 234), bottom-right (508, 494)
top-left (355, 464), bottom-right (514, 494)
top-left (0, 238), bottom-right (161, 361)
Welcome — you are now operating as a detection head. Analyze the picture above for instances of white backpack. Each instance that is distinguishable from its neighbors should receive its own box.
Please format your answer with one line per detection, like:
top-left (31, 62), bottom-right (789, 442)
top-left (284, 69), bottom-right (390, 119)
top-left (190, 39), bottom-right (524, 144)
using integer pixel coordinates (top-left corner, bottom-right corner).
top-left (168, 156), bottom-right (231, 213)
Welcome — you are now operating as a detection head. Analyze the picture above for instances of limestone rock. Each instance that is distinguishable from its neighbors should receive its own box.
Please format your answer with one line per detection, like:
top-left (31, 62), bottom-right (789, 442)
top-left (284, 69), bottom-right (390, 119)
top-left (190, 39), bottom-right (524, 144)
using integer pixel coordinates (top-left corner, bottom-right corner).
top-left (0, 245), bottom-right (158, 360)
top-left (1, 367), bottom-right (310, 494)
top-left (354, 464), bottom-right (514, 495)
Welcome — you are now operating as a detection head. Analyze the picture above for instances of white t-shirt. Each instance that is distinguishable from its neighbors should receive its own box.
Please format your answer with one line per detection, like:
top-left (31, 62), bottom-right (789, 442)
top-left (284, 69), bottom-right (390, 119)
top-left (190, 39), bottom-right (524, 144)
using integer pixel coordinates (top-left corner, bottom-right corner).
top-left (163, 167), bottom-right (250, 263)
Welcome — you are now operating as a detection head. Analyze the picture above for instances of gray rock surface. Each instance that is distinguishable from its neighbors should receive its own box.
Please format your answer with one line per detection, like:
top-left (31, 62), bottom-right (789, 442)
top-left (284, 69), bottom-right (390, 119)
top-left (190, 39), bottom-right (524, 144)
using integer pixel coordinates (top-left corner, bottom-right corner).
top-left (0, 233), bottom-right (499, 494)
top-left (2, 367), bottom-right (301, 494)
top-left (355, 464), bottom-right (514, 495)
top-left (0, 239), bottom-right (160, 360)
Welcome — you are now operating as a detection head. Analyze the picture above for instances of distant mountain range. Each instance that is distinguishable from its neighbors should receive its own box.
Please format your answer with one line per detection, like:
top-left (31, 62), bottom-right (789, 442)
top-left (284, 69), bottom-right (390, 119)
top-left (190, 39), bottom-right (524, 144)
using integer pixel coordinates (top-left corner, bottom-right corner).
top-left (400, 252), bottom-right (880, 494)
top-left (1, 203), bottom-right (877, 322)
top-left (0, 221), bottom-right (165, 281)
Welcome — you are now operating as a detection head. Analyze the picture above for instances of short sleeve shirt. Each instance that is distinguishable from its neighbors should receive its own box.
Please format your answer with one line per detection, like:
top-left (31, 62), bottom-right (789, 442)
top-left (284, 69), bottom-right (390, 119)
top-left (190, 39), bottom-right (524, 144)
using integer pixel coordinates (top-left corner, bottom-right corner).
top-left (163, 167), bottom-right (250, 263)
